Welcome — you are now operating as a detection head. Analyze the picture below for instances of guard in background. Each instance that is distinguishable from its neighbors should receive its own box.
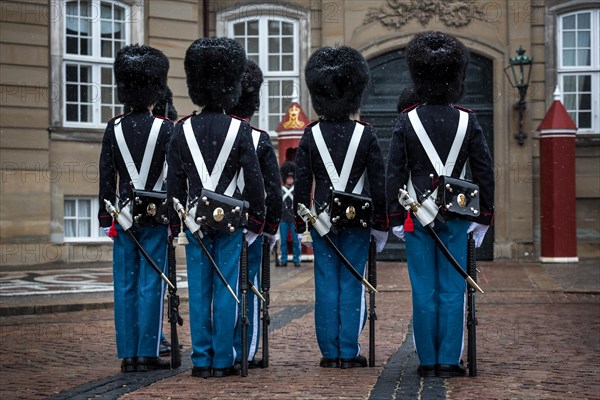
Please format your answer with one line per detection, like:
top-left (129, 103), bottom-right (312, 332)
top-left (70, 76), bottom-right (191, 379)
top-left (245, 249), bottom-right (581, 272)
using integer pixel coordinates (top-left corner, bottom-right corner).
top-left (386, 32), bottom-right (494, 378)
top-left (167, 37), bottom-right (265, 378)
top-left (98, 44), bottom-right (172, 372)
top-left (227, 60), bottom-right (282, 368)
top-left (295, 46), bottom-right (389, 369)
top-left (279, 166), bottom-right (301, 267)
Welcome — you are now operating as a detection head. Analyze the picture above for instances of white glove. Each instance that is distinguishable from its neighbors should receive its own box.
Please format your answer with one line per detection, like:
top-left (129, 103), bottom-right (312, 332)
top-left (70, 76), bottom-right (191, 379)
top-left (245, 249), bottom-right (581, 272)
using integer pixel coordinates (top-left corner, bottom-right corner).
top-left (245, 230), bottom-right (260, 247)
top-left (371, 229), bottom-right (388, 253)
top-left (102, 227), bottom-right (110, 236)
top-left (263, 232), bottom-right (279, 251)
top-left (392, 225), bottom-right (405, 241)
top-left (467, 222), bottom-right (489, 248)
top-left (299, 233), bottom-right (312, 248)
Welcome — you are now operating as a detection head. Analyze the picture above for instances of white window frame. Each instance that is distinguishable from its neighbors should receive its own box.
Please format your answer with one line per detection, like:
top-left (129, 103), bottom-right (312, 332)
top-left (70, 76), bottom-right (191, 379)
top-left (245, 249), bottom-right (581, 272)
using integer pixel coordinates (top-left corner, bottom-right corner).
top-left (64, 197), bottom-right (110, 242)
top-left (217, 5), bottom-right (310, 135)
top-left (50, 0), bottom-right (144, 130)
top-left (557, 9), bottom-right (600, 133)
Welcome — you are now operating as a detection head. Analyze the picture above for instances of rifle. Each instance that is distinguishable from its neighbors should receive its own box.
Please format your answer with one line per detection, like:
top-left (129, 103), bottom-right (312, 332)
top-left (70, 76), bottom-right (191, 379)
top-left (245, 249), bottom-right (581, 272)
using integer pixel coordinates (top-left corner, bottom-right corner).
top-left (466, 232), bottom-right (478, 377)
top-left (397, 189), bottom-right (484, 294)
top-left (368, 239), bottom-right (377, 367)
top-left (167, 236), bottom-right (183, 368)
top-left (297, 203), bottom-right (377, 293)
top-left (104, 199), bottom-right (174, 289)
top-left (172, 197), bottom-right (239, 303)
top-left (261, 237), bottom-right (271, 368)
top-left (240, 233), bottom-right (249, 377)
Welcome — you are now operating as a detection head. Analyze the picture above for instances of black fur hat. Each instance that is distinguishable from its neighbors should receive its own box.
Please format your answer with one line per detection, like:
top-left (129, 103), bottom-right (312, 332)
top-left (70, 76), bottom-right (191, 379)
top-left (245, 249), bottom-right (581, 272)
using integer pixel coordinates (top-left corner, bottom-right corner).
top-left (406, 31), bottom-right (469, 104)
top-left (114, 44), bottom-right (169, 110)
top-left (153, 86), bottom-right (178, 121)
top-left (185, 37), bottom-right (247, 110)
top-left (305, 46), bottom-right (369, 120)
top-left (226, 60), bottom-right (263, 119)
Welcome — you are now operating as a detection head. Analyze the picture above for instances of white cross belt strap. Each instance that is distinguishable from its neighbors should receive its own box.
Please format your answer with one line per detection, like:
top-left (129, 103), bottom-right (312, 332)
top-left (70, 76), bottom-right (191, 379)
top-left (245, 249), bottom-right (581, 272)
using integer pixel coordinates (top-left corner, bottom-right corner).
top-left (114, 117), bottom-right (164, 191)
top-left (282, 185), bottom-right (294, 202)
top-left (311, 121), bottom-right (366, 194)
top-left (406, 108), bottom-right (468, 200)
top-left (237, 128), bottom-right (262, 193)
top-left (183, 117), bottom-right (241, 196)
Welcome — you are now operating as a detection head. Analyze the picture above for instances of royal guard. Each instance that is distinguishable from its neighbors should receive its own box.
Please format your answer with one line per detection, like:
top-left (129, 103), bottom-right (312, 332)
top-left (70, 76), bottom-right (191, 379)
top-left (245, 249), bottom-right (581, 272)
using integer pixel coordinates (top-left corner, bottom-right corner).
top-left (294, 46), bottom-right (389, 369)
top-left (386, 31), bottom-right (494, 377)
top-left (226, 60), bottom-right (282, 368)
top-left (167, 37), bottom-right (265, 378)
top-left (98, 44), bottom-right (173, 372)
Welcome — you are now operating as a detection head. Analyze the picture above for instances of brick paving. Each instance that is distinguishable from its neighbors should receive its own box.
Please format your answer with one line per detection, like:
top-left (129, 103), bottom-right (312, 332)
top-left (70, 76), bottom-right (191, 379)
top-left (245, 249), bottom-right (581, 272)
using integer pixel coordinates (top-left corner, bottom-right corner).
top-left (0, 259), bottom-right (598, 399)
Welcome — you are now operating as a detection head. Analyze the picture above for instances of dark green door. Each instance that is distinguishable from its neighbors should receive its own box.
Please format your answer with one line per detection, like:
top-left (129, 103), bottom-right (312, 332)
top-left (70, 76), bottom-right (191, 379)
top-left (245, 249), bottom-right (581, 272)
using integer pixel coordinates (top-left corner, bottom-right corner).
top-left (362, 49), bottom-right (494, 260)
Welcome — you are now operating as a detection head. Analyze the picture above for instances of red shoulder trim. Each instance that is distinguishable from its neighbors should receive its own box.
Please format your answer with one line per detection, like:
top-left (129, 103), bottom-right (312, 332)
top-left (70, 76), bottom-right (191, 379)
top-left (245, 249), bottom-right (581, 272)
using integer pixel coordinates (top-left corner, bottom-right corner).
top-left (453, 105), bottom-right (474, 113)
top-left (110, 113), bottom-right (125, 122)
top-left (229, 114), bottom-right (249, 123)
top-left (401, 103), bottom-right (420, 113)
top-left (354, 119), bottom-right (372, 127)
top-left (250, 125), bottom-right (268, 135)
top-left (175, 114), bottom-right (194, 124)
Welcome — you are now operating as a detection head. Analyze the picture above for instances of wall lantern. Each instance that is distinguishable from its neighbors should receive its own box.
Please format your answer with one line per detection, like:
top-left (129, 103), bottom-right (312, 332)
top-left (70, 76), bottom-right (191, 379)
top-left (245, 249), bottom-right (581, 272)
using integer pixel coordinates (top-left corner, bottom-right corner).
top-left (504, 46), bottom-right (534, 145)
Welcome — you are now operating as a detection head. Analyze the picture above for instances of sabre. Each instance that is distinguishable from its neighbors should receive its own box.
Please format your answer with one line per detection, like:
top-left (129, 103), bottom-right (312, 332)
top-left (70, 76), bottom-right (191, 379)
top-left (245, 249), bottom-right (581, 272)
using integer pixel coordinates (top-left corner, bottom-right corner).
top-left (172, 197), bottom-right (240, 303)
top-left (104, 199), bottom-right (174, 289)
top-left (398, 189), bottom-right (484, 294)
top-left (297, 203), bottom-right (378, 293)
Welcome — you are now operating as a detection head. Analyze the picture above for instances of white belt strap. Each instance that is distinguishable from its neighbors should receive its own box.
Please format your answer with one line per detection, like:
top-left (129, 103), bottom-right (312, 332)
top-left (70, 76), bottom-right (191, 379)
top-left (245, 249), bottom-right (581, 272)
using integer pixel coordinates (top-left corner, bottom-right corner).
top-left (282, 185), bottom-right (294, 202)
top-left (183, 117), bottom-right (241, 194)
top-left (114, 117), bottom-right (163, 190)
top-left (406, 108), bottom-right (468, 199)
top-left (312, 122), bottom-right (365, 194)
top-left (237, 129), bottom-right (262, 193)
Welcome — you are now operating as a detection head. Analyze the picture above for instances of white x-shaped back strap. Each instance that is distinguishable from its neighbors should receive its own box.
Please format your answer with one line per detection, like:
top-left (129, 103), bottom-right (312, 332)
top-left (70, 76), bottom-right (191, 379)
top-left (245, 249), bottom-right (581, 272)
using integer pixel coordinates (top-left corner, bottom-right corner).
top-left (183, 117), bottom-right (241, 196)
top-left (237, 128), bottom-right (262, 193)
top-left (282, 185), bottom-right (294, 202)
top-left (312, 121), bottom-right (366, 194)
top-left (406, 108), bottom-right (468, 200)
top-left (114, 117), bottom-right (164, 191)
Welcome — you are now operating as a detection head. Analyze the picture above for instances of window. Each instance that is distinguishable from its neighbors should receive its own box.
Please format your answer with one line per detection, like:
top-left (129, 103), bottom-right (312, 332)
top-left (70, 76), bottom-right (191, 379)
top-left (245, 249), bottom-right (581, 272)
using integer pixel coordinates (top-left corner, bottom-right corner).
top-left (63, 0), bottom-right (130, 128)
top-left (557, 9), bottom-right (600, 133)
top-left (64, 197), bottom-right (107, 241)
top-left (230, 16), bottom-right (301, 132)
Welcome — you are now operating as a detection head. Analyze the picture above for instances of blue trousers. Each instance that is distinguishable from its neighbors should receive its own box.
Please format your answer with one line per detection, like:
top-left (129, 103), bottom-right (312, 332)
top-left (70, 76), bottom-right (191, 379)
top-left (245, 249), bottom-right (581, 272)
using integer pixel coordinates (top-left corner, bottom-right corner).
top-left (312, 227), bottom-right (370, 359)
top-left (279, 220), bottom-right (300, 264)
top-left (234, 235), bottom-right (263, 361)
top-left (405, 218), bottom-right (469, 366)
top-left (185, 229), bottom-right (241, 369)
top-left (112, 224), bottom-right (167, 359)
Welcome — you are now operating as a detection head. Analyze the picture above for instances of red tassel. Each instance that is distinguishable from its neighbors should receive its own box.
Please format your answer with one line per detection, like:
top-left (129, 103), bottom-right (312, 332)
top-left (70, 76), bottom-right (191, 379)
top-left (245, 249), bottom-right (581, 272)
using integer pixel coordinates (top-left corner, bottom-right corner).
top-left (404, 211), bottom-right (414, 233)
top-left (108, 220), bottom-right (118, 238)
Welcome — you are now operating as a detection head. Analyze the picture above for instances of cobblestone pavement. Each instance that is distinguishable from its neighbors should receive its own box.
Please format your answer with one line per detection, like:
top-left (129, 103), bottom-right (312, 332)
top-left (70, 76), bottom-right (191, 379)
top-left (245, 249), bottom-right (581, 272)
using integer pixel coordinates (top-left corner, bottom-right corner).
top-left (0, 258), bottom-right (598, 400)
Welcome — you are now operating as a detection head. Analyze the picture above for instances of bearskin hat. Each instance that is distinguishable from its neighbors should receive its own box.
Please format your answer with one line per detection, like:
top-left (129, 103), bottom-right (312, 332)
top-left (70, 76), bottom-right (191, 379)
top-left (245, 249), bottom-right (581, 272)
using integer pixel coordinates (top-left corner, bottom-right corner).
top-left (185, 37), bottom-right (247, 110)
top-left (153, 86), bottom-right (178, 121)
top-left (114, 44), bottom-right (169, 111)
top-left (280, 160), bottom-right (296, 180)
top-left (226, 60), bottom-right (264, 119)
top-left (396, 87), bottom-right (420, 113)
top-left (406, 31), bottom-right (469, 104)
top-left (305, 46), bottom-right (369, 120)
